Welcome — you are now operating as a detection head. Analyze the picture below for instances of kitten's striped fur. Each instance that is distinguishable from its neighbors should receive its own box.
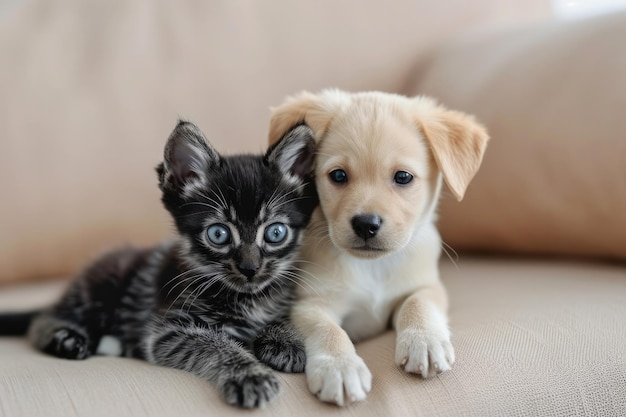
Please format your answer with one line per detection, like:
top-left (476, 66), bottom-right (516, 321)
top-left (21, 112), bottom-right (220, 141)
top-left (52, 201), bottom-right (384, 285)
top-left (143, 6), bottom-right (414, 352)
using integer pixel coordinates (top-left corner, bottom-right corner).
top-left (20, 122), bottom-right (318, 408)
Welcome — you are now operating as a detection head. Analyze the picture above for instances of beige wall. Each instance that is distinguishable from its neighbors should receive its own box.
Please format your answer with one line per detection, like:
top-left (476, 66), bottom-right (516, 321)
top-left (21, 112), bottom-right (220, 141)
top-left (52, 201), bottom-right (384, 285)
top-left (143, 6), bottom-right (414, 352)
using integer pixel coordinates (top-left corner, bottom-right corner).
top-left (0, 0), bottom-right (551, 284)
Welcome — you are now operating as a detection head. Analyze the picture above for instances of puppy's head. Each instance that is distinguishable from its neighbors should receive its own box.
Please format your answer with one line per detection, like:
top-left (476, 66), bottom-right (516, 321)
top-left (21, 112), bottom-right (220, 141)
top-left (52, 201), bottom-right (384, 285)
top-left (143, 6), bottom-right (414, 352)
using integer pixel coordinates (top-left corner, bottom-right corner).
top-left (269, 90), bottom-right (489, 259)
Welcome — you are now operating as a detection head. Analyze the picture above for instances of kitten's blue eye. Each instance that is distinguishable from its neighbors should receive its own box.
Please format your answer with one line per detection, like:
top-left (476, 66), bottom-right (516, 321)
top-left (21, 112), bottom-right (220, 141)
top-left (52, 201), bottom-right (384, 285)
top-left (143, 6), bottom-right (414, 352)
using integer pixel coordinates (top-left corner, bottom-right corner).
top-left (329, 169), bottom-right (348, 184)
top-left (206, 224), bottom-right (231, 245)
top-left (394, 171), bottom-right (413, 185)
top-left (264, 223), bottom-right (288, 244)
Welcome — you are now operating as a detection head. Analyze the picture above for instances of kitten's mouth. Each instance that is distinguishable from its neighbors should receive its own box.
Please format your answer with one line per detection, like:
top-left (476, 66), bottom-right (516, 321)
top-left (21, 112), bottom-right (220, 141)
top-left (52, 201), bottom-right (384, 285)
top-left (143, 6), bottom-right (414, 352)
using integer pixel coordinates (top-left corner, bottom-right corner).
top-left (227, 272), bottom-right (274, 293)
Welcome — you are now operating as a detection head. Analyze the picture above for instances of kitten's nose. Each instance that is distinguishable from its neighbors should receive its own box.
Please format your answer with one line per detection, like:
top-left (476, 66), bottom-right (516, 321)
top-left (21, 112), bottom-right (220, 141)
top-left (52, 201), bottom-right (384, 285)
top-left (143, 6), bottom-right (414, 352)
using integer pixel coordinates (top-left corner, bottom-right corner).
top-left (235, 244), bottom-right (261, 280)
top-left (351, 214), bottom-right (382, 240)
top-left (237, 266), bottom-right (257, 280)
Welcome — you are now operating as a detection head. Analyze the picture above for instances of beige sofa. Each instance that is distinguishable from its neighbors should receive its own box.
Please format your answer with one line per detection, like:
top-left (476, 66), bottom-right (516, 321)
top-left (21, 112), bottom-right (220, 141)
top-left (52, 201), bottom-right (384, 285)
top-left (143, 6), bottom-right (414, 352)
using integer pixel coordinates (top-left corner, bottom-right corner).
top-left (1, 2), bottom-right (625, 416)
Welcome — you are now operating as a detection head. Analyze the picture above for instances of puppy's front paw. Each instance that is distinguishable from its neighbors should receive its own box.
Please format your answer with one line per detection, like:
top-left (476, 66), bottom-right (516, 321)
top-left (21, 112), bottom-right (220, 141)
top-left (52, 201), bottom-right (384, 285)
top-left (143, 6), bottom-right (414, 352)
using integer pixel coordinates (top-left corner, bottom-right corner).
top-left (221, 366), bottom-right (281, 409)
top-left (306, 352), bottom-right (372, 406)
top-left (395, 328), bottom-right (455, 378)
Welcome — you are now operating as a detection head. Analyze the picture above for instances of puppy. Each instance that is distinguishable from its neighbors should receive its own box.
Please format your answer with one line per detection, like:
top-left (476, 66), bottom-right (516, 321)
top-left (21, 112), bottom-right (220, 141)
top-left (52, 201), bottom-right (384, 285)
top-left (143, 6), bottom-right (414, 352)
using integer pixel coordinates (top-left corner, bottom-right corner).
top-left (268, 89), bottom-right (489, 406)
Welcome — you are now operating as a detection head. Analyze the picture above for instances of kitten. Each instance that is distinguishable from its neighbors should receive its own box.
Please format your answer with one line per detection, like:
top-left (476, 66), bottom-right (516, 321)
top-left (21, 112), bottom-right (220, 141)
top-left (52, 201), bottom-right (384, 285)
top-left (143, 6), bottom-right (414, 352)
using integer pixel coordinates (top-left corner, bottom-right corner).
top-left (2, 121), bottom-right (318, 408)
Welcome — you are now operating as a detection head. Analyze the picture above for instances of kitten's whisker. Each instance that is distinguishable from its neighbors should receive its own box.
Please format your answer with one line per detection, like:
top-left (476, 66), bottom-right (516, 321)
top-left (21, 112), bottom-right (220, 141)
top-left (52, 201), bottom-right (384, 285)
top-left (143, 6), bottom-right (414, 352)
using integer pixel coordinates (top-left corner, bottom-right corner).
top-left (196, 190), bottom-right (226, 209)
top-left (272, 195), bottom-right (311, 210)
top-left (289, 266), bottom-right (323, 284)
top-left (178, 211), bottom-right (214, 218)
top-left (267, 182), bottom-right (308, 209)
top-left (212, 188), bottom-right (229, 212)
top-left (183, 276), bottom-right (217, 314)
top-left (267, 183), bottom-right (298, 207)
top-left (160, 264), bottom-right (208, 286)
top-left (265, 186), bottom-right (282, 211)
top-left (179, 201), bottom-right (222, 212)
top-left (283, 267), bottom-right (320, 286)
top-left (291, 259), bottom-right (321, 267)
top-left (189, 280), bottom-right (215, 311)
top-left (308, 232), bottom-right (333, 253)
top-left (161, 264), bottom-right (219, 299)
top-left (281, 272), bottom-right (322, 298)
top-left (165, 274), bottom-right (211, 317)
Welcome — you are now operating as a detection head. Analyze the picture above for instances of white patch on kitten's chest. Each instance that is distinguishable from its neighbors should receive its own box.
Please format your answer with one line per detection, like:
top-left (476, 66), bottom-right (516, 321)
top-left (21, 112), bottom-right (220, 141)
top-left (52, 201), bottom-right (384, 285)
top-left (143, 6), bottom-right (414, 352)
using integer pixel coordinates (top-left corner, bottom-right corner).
top-left (96, 335), bottom-right (123, 356)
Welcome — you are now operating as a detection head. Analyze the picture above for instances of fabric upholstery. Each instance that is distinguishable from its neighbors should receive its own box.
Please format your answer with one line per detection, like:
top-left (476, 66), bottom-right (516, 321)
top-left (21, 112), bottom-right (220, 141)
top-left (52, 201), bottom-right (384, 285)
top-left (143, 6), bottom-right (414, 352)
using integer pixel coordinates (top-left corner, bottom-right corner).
top-left (414, 11), bottom-right (626, 261)
top-left (1, 258), bottom-right (625, 417)
top-left (0, 0), bottom-right (550, 284)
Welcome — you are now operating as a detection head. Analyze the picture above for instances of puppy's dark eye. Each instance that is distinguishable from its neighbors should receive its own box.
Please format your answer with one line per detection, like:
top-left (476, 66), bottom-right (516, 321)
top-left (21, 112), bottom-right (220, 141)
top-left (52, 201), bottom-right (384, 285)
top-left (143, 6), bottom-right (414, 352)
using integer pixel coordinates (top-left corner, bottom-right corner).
top-left (393, 171), bottom-right (413, 185)
top-left (329, 169), bottom-right (348, 184)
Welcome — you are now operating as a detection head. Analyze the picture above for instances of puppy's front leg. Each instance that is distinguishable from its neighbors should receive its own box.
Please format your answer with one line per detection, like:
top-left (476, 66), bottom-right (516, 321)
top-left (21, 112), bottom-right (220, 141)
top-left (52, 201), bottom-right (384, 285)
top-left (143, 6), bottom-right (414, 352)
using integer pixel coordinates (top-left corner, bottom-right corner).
top-left (292, 301), bottom-right (372, 406)
top-left (393, 282), bottom-right (455, 378)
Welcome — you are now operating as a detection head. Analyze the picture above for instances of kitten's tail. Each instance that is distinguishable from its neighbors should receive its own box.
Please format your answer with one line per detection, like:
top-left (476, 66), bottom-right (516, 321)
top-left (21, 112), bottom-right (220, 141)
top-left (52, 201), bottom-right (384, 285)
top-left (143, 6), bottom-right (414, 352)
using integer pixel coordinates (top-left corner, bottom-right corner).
top-left (0, 311), bottom-right (39, 335)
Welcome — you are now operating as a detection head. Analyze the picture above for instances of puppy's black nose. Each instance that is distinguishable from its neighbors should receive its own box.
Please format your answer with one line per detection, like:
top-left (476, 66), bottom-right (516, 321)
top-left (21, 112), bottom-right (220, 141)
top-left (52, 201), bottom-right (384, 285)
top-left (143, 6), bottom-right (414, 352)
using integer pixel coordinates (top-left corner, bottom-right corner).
top-left (351, 214), bottom-right (382, 240)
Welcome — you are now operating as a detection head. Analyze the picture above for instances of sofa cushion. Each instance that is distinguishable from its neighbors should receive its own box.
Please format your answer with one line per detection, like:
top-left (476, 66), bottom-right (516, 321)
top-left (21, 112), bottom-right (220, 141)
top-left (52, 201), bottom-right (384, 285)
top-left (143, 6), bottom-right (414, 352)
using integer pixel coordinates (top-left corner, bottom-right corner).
top-left (413, 11), bottom-right (626, 260)
top-left (1, 258), bottom-right (625, 416)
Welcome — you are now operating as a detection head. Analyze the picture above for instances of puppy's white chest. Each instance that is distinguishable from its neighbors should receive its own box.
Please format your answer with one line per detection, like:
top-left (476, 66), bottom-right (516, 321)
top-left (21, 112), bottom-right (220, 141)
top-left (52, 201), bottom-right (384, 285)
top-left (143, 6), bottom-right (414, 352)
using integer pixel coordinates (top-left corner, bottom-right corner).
top-left (342, 295), bottom-right (390, 342)
top-left (340, 260), bottom-right (407, 342)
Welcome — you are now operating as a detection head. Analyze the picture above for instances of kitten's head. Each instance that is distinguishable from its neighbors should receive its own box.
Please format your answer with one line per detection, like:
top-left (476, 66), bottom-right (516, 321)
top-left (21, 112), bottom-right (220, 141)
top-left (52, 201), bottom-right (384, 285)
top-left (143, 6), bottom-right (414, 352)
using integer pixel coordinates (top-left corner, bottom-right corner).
top-left (157, 121), bottom-right (317, 293)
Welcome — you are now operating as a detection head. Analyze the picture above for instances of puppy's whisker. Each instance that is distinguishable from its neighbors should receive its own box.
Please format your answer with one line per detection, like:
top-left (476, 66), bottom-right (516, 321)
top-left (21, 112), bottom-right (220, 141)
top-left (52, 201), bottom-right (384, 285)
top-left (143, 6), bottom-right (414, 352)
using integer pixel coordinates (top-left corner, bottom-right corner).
top-left (440, 240), bottom-right (460, 270)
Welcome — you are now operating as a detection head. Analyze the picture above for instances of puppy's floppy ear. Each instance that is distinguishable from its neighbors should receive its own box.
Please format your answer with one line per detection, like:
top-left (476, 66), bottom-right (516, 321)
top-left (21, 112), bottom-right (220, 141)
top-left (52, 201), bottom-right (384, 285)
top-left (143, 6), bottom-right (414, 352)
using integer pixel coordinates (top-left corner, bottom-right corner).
top-left (157, 120), bottom-right (221, 191)
top-left (414, 98), bottom-right (489, 201)
top-left (265, 124), bottom-right (316, 180)
top-left (268, 89), bottom-right (347, 146)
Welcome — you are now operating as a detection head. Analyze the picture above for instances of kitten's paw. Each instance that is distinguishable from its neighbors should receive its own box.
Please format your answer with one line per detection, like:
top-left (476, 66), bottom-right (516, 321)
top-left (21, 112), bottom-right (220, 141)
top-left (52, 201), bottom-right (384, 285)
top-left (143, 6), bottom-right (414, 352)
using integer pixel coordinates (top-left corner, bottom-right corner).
top-left (221, 366), bottom-right (281, 409)
top-left (395, 327), bottom-right (455, 378)
top-left (254, 329), bottom-right (306, 373)
top-left (44, 327), bottom-right (91, 360)
top-left (306, 352), bottom-right (371, 406)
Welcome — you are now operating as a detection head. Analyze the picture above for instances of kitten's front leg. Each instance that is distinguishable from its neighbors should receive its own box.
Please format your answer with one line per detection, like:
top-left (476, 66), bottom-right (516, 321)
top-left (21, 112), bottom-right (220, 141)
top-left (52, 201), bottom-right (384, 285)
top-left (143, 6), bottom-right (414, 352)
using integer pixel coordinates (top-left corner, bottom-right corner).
top-left (253, 316), bottom-right (306, 373)
top-left (29, 313), bottom-right (93, 360)
top-left (144, 318), bottom-right (280, 409)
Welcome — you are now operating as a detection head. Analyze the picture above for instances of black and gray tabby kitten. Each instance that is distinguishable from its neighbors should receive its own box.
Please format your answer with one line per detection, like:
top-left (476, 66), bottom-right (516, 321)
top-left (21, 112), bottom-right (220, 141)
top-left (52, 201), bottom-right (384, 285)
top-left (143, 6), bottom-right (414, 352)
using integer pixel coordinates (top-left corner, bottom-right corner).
top-left (7, 121), bottom-right (318, 408)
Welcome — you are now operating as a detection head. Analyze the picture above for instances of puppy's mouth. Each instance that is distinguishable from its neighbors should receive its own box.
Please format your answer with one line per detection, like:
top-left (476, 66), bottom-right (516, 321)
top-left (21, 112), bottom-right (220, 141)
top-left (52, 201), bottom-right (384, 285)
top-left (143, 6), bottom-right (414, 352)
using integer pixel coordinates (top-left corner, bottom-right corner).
top-left (352, 244), bottom-right (385, 252)
top-left (347, 243), bottom-right (389, 258)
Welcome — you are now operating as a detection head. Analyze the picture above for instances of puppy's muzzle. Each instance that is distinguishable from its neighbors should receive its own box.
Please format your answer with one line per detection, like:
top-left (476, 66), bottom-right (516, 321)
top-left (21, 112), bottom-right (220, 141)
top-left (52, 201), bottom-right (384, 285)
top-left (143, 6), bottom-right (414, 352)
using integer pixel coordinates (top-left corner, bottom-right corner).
top-left (351, 214), bottom-right (383, 240)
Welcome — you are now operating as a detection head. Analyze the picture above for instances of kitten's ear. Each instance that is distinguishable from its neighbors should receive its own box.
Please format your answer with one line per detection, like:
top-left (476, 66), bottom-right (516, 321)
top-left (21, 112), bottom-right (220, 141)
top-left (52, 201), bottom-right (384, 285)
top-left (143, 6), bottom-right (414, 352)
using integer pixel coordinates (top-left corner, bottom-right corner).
top-left (157, 121), bottom-right (221, 190)
top-left (265, 124), bottom-right (316, 180)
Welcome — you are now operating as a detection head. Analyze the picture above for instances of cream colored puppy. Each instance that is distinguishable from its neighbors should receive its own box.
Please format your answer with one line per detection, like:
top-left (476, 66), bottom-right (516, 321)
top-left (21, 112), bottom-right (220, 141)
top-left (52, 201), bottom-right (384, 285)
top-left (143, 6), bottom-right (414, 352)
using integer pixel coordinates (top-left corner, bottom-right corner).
top-left (268, 90), bottom-right (489, 406)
